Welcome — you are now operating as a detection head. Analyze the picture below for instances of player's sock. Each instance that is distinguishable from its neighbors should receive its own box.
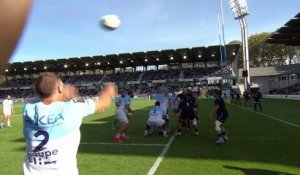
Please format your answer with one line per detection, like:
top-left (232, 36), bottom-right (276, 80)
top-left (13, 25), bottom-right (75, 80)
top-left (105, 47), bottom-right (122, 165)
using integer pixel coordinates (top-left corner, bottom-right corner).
top-left (0, 122), bottom-right (3, 128)
top-left (7, 120), bottom-right (10, 127)
top-left (194, 128), bottom-right (199, 135)
top-left (144, 130), bottom-right (149, 136)
top-left (162, 130), bottom-right (167, 136)
top-left (176, 128), bottom-right (182, 136)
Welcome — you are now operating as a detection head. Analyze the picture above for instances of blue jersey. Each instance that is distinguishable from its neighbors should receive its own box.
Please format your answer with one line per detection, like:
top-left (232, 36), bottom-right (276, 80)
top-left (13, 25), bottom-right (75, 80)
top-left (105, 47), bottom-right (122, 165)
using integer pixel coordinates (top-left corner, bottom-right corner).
top-left (115, 96), bottom-right (130, 111)
top-left (170, 94), bottom-right (180, 109)
top-left (23, 99), bottom-right (95, 175)
top-left (178, 96), bottom-right (195, 114)
top-left (253, 92), bottom-right (262, 102)
top-left (148, 106), bottom-right (163, 121)
top-left (214, 97), bottom-right (227, 116)
top-left (153, 93), bottom-right (170, 108)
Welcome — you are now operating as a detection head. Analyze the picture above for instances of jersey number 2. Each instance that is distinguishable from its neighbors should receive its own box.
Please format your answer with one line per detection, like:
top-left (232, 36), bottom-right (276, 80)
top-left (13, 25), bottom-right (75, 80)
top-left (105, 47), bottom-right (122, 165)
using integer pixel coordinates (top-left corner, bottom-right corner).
top-left (33, 130), bottom-right (49, 152)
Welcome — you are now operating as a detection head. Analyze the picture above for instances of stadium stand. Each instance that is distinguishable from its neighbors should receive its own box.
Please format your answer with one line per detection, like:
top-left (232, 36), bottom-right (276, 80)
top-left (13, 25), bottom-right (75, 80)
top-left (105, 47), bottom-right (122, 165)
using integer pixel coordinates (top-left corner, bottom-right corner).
top-left (266, 12), bottom-right (300, 46)
top-left (0, 44), bottom-right (240, 99)
top-left (103, 72), bottom-right (141, 82)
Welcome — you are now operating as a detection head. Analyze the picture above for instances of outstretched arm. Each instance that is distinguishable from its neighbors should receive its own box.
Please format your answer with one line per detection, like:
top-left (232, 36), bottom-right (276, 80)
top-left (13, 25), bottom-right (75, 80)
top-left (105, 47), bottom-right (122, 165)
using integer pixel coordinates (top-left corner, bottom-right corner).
top-left (95, 84), bottom-right (117, 112)
top-left (63, 84), bottom-right (79, 100)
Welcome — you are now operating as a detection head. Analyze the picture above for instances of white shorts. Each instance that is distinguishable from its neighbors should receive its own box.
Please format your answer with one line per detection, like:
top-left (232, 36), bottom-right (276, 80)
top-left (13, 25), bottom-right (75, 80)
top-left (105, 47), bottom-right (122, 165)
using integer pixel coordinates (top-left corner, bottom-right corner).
top-left (116, 109), bottom-right (128, 124)
top-left (147, 119), bottom-right (165, 127)
top-left (3, 110), bottom-right (11, 116)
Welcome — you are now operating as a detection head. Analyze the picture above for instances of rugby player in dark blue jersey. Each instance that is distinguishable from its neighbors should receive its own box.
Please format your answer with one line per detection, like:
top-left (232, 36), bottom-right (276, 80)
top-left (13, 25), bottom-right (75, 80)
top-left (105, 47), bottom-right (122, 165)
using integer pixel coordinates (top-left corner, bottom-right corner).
top-left (235, 90), bottom-right (242, 105)
top-left (176, 89), bottom-right (199, 136)
top-left (252, 88), bottom-right (263, 112)
top-left (243, 90), bottom-right (252, 108)
top-left (210, 89), bottom-right (229, 144)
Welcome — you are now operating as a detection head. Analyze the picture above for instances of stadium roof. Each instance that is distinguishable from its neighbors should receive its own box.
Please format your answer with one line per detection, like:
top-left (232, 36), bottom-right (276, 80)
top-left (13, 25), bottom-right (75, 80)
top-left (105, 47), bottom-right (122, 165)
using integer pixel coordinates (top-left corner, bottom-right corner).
top-left (266, 12), bottom-right (300, 46)
top-left (3, 44), bottom-right (240, 75)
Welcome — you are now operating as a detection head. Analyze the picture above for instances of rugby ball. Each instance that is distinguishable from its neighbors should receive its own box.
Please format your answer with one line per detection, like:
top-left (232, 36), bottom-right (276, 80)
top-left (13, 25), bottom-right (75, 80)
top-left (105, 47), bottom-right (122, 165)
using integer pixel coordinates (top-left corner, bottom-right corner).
top-left (100, 14), bottom-right (121, 30)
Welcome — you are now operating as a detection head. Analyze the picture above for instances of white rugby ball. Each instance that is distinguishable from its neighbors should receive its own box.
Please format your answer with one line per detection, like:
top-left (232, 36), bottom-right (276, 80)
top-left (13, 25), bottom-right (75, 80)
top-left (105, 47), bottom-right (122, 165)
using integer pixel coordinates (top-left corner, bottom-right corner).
top-left (100, 14), bottom-right (121, 30)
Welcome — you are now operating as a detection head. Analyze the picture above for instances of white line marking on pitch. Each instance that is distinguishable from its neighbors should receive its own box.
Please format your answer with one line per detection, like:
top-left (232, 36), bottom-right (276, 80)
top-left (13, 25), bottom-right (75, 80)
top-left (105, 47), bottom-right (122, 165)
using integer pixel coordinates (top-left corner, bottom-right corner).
top-left (236, 106), bottom-right (300, 129)
top-left (12, 114), bottom-right (22, 117)
top-left (81, 142), bottom-right (166, 147)
top-left (147, 135), bottom-right (175, 175)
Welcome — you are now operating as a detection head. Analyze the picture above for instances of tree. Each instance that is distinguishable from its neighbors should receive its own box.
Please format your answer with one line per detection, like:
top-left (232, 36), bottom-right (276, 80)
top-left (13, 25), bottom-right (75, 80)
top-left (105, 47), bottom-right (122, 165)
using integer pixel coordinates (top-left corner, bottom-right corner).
top-left (284, 46), bottom-right (300, 64)
top-left (248, 32), bottom-right (287, 67)
top-left (228, 32), bottom-right (300, 68)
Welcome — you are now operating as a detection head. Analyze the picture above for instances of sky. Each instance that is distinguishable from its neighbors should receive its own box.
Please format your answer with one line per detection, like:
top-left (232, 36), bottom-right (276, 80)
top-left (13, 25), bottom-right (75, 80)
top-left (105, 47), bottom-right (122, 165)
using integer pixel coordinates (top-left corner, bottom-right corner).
top-left (10, 0), bottom-right (300, 63)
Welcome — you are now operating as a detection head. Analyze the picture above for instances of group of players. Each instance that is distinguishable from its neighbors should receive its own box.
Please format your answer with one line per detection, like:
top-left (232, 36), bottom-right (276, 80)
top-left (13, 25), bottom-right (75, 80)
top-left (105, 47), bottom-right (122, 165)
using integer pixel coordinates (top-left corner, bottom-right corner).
top-left (112, 86), bottom-right (229, 144)
top-left (230, 88), bottom-right (263, 112)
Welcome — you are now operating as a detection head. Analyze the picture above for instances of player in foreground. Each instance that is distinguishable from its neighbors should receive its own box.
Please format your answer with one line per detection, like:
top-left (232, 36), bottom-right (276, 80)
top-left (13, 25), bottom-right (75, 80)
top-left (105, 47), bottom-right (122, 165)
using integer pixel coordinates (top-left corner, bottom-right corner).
top-left (23, 72), bottom-right (117, 175)
top-left (113, 90), bottom-right (132, 143)
top-left (210, 89), bottom-right (229, 144)
top-left (144, 101), bottom-right (169, 138)
top-left (0, 95), bottom-right (14, 128)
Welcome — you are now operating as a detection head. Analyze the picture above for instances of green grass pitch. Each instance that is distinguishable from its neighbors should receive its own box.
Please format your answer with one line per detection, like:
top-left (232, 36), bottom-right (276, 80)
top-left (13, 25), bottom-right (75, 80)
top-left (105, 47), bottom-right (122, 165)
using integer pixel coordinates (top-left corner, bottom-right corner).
top-left (0, 98), bottom-right (300, 175)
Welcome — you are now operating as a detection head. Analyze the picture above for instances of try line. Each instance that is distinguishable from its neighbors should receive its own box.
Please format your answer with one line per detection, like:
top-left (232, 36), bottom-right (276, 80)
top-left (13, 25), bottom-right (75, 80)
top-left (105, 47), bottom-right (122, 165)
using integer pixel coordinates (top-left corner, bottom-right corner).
top-left (236, 105), bottom-right (300, 129)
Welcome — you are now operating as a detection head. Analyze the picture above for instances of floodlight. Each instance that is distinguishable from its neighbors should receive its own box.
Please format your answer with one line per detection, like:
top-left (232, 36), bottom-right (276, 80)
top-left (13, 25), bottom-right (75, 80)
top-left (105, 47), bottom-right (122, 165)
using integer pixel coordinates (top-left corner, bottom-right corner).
top-left (229, 0), bottom-right (249, 19)
top-left (229, 0), bottom-right (251, 91)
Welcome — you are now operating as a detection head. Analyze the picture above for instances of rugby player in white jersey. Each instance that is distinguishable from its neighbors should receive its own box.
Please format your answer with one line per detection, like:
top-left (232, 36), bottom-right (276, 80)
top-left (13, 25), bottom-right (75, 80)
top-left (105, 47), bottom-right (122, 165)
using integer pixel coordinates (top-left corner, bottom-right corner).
top-left (0, 95), bottom-right (14, 128)
top-left (152, 86), bottom-right (171, 126)
top-left (113, 90), bottom-right (132, 143)
top-left (0, 2), bottom-right (116, 173)
top-left (112, 90), bottom-right (133, 129)
top-left (144, 101), bottom-right (169, 137)
top-left (23, 72), bottom-right (116, 175)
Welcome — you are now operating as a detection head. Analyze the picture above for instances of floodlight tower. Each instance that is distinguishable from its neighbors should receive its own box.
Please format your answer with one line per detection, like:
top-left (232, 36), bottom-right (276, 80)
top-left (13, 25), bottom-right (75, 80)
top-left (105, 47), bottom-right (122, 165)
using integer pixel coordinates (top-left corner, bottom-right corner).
top-left (229, 0), bottom-right (251, 92)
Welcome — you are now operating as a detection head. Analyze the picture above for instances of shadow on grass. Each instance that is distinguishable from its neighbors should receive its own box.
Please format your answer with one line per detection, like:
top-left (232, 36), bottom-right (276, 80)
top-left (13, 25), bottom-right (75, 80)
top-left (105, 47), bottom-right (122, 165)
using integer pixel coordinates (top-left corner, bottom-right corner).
top-left (224, 165), bottom-right (294, 175)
